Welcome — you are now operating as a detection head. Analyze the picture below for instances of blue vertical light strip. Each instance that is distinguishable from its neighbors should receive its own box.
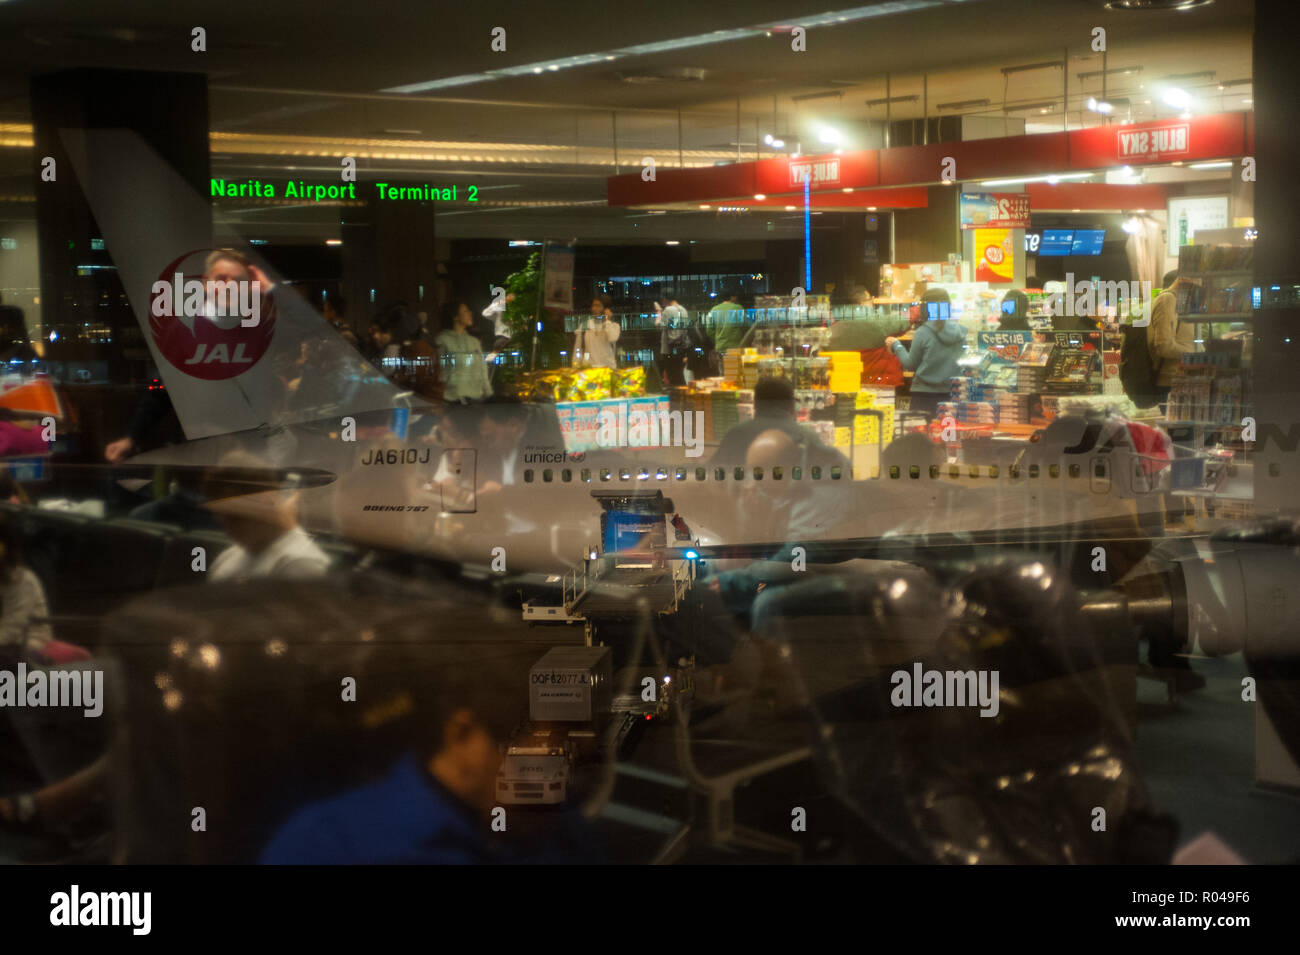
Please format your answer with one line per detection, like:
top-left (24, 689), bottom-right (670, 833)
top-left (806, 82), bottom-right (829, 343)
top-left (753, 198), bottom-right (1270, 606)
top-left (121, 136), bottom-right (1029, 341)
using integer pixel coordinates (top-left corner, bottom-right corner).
top-left (803, 178), bottom-right (812, 294)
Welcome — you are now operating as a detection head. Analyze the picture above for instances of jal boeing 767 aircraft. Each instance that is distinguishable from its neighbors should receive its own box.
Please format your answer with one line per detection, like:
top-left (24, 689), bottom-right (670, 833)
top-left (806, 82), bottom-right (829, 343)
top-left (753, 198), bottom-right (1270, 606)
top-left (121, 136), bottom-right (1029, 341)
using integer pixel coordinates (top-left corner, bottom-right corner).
top-left (65, 127), bottom-right (1172, 584)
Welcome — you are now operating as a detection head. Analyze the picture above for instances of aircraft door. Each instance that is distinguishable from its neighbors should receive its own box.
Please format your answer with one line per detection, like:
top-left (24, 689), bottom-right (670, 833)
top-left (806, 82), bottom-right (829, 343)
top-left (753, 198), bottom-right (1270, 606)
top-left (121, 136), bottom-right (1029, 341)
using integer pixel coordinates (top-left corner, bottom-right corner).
top-left (439, 448), bottom-right (476, 513)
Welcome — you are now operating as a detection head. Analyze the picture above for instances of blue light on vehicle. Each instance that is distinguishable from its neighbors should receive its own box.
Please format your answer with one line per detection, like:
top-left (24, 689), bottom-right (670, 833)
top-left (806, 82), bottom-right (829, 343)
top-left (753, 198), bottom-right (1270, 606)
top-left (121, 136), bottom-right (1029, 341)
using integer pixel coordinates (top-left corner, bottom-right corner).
top-left (684, 549), bottom-right (699, 560)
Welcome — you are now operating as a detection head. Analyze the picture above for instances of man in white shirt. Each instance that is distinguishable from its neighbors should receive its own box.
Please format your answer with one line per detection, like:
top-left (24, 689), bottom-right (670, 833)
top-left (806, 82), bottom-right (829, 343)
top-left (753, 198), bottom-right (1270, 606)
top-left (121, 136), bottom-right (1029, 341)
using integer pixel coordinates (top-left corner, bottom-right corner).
top-left (205, 452), bottom-right (332, 582)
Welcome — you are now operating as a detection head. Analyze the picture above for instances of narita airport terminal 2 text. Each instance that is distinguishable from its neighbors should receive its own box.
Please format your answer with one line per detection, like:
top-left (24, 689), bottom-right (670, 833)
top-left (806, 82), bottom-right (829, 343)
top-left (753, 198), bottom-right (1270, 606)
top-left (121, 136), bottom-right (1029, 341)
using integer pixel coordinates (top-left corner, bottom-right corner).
top-left (209, 180), bottom-right (477, 202)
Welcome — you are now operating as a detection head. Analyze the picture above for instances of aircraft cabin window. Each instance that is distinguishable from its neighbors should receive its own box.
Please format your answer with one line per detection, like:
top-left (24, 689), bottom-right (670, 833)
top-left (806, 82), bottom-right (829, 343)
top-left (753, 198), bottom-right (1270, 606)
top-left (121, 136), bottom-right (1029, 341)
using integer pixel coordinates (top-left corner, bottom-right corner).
top-left (655, 468), bottom-right (667, 480)
top-left (733, 466), bottom-right (745, 481)
top-left (949, 465), bottom-right (960, 479)
top-left (1068, 464), bottom-right (1080, 479)
top-left (831, 466), bottom-right (842, 480)
top-left (929, 465), bottom-right (941, 479)
top-left (619, 468), bottom-right (631, 481)
top-left (792, 466), bottom-right (803, 480)
top-left (600, 468), bottom-right (611, 482)
top-left (675, 468), bottom-right (687, 481)
top-left (753, 467), bottom-right (764, 479)
top-left (909, 465), bottom-right (920, 479)
top-left (695, 467), bottom-right (706, 481)
top-left (1049, 465), bottom-right (1060, 479)
top-left (1010, 465), bottom-right (1020, 479)
top-left (581, 469), bottom-right (592, 483)
top-left (772, 466), bottom-right (783, 480)
top-left (1029, 464), bottom-right (1040, 479)
top-left (889, 466), bottom-right (900, 479)
top-left (638, 468), bottom-right (649, 481)
top-left (714, 467), bottom-right (725, 481)
top-left (561, 469), bottom-right (572, 482)
top-left (543, 469), bottom-right (553, 482)
top-left (524, 469), bottom-right (535, 483)
top-left (989, 465), bottom-right (999, 479)
top-left (969, 466), bottom-right (980, 479)
top-left (811, 466), bottom-right (822, 480)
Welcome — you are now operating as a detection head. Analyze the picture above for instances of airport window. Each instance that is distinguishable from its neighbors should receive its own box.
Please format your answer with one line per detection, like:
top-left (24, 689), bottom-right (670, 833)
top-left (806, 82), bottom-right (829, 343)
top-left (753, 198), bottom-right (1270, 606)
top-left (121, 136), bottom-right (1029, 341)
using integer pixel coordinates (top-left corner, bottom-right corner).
top-left (8, 0), bottom-right (1287, 878)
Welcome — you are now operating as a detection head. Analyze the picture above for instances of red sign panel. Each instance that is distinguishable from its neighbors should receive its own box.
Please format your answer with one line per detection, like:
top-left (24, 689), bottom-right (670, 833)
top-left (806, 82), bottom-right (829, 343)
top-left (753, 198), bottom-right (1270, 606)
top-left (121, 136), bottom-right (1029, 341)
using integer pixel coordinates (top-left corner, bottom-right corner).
top-left (1069, 113), bottom-right (1246, 169)
top-left (1117, 122), bottom-right (1190, 162)
top-left (789, 156), bottom-right (841, 188)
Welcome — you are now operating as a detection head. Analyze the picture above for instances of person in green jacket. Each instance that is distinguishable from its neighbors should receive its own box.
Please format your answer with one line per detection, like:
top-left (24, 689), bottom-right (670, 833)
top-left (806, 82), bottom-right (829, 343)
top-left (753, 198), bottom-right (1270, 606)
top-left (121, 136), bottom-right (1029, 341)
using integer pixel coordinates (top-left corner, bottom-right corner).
top-left (436, 300), bottom-right (492, 402)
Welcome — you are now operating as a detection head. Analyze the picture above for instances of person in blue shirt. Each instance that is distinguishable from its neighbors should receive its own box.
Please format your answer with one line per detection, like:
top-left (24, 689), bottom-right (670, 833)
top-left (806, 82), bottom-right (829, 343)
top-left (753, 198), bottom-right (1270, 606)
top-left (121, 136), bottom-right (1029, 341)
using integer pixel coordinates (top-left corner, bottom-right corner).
top-left (261, 678), bottom-right (601, 865)
top-left (886, 288), bottom-right (967, 420)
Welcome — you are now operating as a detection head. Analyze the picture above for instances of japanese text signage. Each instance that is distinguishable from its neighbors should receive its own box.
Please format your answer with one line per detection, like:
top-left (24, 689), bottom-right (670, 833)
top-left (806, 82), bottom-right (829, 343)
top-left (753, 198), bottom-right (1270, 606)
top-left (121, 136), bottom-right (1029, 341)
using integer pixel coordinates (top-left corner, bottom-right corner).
top-left (961, 192), bottom-right (1030, 230)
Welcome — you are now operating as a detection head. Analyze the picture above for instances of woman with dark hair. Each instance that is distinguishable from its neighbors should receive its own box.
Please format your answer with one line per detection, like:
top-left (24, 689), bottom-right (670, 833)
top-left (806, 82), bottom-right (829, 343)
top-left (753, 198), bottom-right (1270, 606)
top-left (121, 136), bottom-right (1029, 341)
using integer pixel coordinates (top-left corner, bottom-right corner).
top-left (573, 294), bottom-right (621, 370)
top-left (997, 289), bottom-right (1031, 331)
top-left (436, 300), bottom-right (492, 402)
top-left (0, 513), bottom-right (52, 655)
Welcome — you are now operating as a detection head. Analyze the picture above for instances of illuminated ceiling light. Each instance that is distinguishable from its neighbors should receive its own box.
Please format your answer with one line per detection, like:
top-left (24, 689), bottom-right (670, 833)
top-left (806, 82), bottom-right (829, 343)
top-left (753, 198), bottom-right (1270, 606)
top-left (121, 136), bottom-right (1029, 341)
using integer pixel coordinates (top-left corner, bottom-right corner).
top-left (1161, 87), bottom-right (1191, 109)
top-left (1072, 208), bottom-right (1081, 212)
top-left (785, 205), bottom-right (797, 210)
top-left (842, 187), bottom-right (853, 193)
top-left (816, 126), bottom-right (842, 144)
top-left (867, 206), bottom-right (877, 211)
top-left (771, 139), bottom-right (785, 148)
top-left (665, 240), bottom-right (679, 245)
top-left (1188, 161), bottom-right (1232, 169)
top-left (1172, 161), bottom-right (1184, 166)
top-left (325, 239), bottom-right (342, 246)
top-left (1086, 97), bottom-right (1114, 114)
top-left (1242, 98), bottom-right (1253, 105)
top-left (763, 133), bottom-right (774, 144)
top-left (981, 172), bottom-right (1093, 186)
top-left (699, 204), bottom-right (711, 209)
top-left (385, 2), bottom-right (961, 93)
top-left (754, 194), bottom-right (766, 200)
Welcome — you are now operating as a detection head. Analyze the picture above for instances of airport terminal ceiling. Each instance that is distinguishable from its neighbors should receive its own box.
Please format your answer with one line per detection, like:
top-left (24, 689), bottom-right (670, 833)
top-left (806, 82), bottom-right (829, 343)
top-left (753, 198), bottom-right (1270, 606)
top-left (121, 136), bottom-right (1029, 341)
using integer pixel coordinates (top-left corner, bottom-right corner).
top-left (0, 0), bottom-right (1295, 926)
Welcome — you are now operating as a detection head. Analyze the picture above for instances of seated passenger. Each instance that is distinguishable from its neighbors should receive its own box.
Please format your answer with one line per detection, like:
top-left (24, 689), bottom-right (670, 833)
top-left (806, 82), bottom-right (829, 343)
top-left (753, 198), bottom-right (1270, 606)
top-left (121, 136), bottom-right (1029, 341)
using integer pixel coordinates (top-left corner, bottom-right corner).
top-left (204, 454), bottom-right (331, 582)
top-left (260, 649), bottom-right (601, 865)
top-left (0, 513), bottom-right (52, 657)
top-left (712, 377), bottom-right (843, 469)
